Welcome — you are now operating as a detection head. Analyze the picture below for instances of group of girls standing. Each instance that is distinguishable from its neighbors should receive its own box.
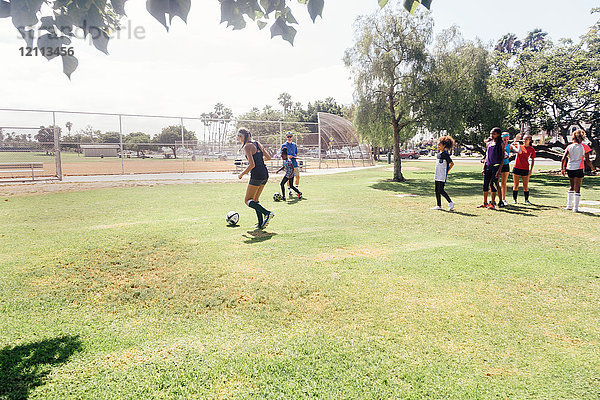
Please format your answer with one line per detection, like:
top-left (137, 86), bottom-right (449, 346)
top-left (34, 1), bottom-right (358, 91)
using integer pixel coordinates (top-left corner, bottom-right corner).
top-left (433, 127), bottom-right (596, 212)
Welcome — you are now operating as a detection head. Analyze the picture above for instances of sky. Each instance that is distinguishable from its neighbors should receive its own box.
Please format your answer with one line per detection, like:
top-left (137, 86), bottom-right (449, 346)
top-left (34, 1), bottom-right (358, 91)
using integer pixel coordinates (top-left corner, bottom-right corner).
top-left (0, 0), bottom-right (598, 134)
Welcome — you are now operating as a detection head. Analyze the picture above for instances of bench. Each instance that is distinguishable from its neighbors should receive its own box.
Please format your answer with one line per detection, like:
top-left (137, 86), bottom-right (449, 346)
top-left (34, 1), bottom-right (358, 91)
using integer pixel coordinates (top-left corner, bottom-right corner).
top-left (0, 162), bottom-right (45, 180)
top-left (234, 159), bottom-right (307, 174)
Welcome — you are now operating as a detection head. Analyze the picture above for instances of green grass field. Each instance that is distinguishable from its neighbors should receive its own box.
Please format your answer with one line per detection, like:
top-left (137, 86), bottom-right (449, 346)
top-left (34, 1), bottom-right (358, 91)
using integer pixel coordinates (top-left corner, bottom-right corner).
top-left (1, 161), bottom-right (599, 399)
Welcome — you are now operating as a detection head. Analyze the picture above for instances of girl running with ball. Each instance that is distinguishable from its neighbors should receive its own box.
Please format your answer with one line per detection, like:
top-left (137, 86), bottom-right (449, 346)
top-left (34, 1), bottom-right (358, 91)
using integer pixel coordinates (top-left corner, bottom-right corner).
top-left (276, 147), bottom-right (302, 200)
top-left (237, 128), bottom-right (275, 229)
top-left (561, 129), bottom-right (596, 212)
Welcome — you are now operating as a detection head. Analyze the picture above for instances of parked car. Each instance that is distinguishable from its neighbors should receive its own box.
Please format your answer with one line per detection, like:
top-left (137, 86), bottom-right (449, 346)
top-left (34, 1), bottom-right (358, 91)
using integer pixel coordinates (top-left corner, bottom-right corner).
top-left (399, 150), bottom-right (420, 159)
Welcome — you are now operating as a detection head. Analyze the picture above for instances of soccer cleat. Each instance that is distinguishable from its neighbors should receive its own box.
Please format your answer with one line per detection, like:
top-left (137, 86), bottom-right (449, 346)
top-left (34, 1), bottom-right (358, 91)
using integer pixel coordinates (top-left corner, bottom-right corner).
top-left (261, 212), bottom-right (275, 228)
top-left (477, 203), bottom-right (488, 208)
top-left (288, 190), bottom-right (293, 198)
top-left (487, 202), bottom-right (496, 210)
top-left (524, 200), bottom-right (532, 205)
top-left (498, 201), bottom-right (505, 207)
top-left (298, 192), bottom-right (302, 199)
top-left (431, 206), bottom-right (443, 210)
top-left (448, 202), bottom-right (455, 211)
top-left (512, 200), bottom-right (517, 204)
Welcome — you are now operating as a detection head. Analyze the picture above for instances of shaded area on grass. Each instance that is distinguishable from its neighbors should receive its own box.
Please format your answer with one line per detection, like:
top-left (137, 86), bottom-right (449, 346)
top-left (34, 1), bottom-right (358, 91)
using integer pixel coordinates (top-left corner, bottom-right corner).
top-left (370, 171), bottom-right (569, 199)
top-left (243, 230), bottom-right (278, 244)
top-left (0, 335), bottom-right (82, 400)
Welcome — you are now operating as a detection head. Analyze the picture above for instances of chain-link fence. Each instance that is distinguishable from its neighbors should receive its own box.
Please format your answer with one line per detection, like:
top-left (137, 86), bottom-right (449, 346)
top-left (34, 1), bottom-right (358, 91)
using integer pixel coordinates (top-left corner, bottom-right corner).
top-left (0, 108), bottom-right (373, 181)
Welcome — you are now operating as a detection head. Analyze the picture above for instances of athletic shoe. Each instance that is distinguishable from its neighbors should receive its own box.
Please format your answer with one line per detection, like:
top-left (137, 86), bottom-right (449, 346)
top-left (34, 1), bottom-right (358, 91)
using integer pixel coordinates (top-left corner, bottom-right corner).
top-left (281, 197), bottom-right (286, 201)
top-left (260, 212), bottom-right (275, 228)
top-left (512, 200), bottom-right (517, 204)
top-left (498, 201), bottom-right (505, 208)
top-left (297, 192), bottom-right (302, 199)
top-left (431, 206), bottom-right (443, 210)
top-left (448, 202), bottom-right (455, 211)
top-left (477, 203), bottom-right (488, 208)
top-left (487, 203), bottom-right (496, 210)
top-left (524, 200), bottom-right (532, 205)
top-left (288, 190), bottom-right (293, 198)
top-left (564, 206), bottom-right (573, 210)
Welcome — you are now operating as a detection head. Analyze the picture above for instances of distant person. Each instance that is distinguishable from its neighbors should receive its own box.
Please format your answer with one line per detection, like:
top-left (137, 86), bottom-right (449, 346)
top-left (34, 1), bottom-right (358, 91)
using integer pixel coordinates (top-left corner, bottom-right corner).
top-left (499, 132), bottom-right (521, 207)
top-left (512, 134), bottom-right (536, 205)
top-left (561, 130), bottom-right (596, 212)
top-left (276, 147), bottom-right (302, 200)
top-left (237, 128), bottom-right (274, 229)
top-left (478, 127), bottom-right (505, 210)
top-left (280, 132), bottom-right (299, 197)
top-left (432, 135), bottom-right (455, 211)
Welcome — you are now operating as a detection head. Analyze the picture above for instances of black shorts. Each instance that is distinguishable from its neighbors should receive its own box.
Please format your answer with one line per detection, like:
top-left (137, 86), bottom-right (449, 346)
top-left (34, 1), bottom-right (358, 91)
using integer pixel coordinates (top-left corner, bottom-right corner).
top-left (501, 164), bottom-right (510, 173)
top-left (513, 167), bottom-right (530, 176)
top-left (249, 177), bottom-right (268, 186)
top-left (566, 169), bottom-right (584, 178)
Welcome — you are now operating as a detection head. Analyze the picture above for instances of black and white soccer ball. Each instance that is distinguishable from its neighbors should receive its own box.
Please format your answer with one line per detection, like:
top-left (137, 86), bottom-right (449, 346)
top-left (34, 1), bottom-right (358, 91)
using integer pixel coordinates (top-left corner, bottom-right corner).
top-left (273, 193), bottom-right (283, 201)
top-left (226, 211), bottom-right (239, 226)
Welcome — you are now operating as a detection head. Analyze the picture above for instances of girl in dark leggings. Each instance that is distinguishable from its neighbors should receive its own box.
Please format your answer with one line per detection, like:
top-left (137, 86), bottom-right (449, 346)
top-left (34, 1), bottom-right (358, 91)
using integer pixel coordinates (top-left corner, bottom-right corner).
top-left (237, 128), bottom-right (274, 229)
top-left (432, 135), bottom-right (455, 211)
top-left (277, 147), bottom-right (302, 200)
top-left (478, 127), bottom-right (505, 210)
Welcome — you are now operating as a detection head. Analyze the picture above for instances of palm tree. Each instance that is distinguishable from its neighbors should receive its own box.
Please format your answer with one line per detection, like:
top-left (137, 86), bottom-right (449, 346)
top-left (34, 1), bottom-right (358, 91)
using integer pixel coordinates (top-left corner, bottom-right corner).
top-left (522, 28), bottom-right (548, 51)
top-left (495, 33), bottom-right (522, 54)
top-left (278, 92), bottom-right (293, 116)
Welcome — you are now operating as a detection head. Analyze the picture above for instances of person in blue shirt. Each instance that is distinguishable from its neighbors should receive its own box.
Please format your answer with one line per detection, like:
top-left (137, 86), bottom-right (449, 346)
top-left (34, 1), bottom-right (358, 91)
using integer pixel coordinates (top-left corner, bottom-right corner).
top-left (280, 132), bottom-right (300, 197)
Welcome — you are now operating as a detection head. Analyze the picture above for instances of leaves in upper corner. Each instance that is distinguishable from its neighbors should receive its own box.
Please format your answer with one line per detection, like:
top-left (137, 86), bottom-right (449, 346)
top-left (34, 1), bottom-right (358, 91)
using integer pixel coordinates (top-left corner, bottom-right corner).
top-left (62, 54), bottom-right (78, 79)
top-left (0, 1), bottom-right (10, 18)
top-left (270, 16), bottom-right (296, 44)
top-left (378, 0), bottom-right (388, 7)
top-left (307, 0), bottom-right (323, 22)
top-left (110, 0), bottom-right (127, 16)
top-left (10, 0), bottom-right (44, 28)
top-left (146, 0), bottom-right (191, 30)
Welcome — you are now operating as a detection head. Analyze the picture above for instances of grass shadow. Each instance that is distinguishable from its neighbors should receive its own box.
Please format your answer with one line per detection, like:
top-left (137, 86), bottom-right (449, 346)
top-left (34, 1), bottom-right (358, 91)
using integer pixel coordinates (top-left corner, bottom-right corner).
top-left (0, 335), bottom-right (82, 400)
top-left (371, 171), bottom-right (564, 198)
top-left (243, 230), bottom-right (278, 244)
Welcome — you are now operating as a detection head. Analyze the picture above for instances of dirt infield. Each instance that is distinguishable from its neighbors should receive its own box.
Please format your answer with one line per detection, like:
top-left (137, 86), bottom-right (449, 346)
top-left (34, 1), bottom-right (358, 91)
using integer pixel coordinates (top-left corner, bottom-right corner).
top-left (0, 158), bottom-right (369, 179)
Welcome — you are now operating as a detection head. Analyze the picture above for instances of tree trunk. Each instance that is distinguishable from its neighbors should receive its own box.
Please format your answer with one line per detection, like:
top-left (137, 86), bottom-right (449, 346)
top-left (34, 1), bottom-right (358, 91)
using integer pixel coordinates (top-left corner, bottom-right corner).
top-left (392, 125), bottom-right (405, 182)
top-left (388, 91), bottom-right (405, 182)
top-left (171, 146), bottom-right (177, 159)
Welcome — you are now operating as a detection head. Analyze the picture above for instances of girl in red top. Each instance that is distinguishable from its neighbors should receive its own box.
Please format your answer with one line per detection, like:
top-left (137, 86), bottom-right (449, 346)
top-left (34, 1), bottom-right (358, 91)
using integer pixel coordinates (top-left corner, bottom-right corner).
top-left (512, 134), bottom-right (536, 204)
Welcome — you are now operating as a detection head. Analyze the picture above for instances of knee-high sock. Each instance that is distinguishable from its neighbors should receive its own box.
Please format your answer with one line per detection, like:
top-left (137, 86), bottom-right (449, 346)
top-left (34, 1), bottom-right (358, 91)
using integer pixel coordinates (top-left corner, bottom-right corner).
top-left (566, 191), bottom-right (574, 209)
top-left (247, 200), bottom-right (269, 215)
top-left (513, 190), bottom-right (518, 201)
top-left (573, 193), bottom-right (581, 212)
top-left (524, 191), bottom-right (530, 201)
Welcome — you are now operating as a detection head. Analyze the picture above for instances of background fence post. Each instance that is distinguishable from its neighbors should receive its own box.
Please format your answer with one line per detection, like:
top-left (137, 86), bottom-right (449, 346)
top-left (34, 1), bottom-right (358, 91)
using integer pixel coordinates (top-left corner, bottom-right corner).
top-left (119, 115), bottom-right (124, 175)
top-left (181, 118), bottom-right (185, 173)
top-left (52, 111), bottom-right (63, 180)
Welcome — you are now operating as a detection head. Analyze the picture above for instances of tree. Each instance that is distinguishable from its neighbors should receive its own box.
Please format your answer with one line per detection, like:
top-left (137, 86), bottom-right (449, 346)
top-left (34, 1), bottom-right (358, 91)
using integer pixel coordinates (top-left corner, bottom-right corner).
top-left (522, 28), bottom-right (548, 52)
top-left (98, 131), bottom-right (121, 143)
top-left (494, 33), bottom-right (522, 54)
top-left (65, 121), bottom-right (73, 136)
top-left (344, 5), bottom-right (433, 182)
top-left (278, 93), bottom-right (293, 115)
top-left (0, 0), bottom-right (432, 77)
top-left (153, 125), bottom-right (196, 159)
top-left (124, 132), bottom-right (152, 157)
top-left (35, 126), bottom-right (58, 143)
top-left (423, 28), bottom-right (509, 153)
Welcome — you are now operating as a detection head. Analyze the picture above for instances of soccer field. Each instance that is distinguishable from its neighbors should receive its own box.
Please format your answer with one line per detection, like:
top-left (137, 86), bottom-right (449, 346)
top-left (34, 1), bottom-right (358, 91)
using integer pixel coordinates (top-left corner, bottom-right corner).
top-left (1, 162), bottom-right (599, 399)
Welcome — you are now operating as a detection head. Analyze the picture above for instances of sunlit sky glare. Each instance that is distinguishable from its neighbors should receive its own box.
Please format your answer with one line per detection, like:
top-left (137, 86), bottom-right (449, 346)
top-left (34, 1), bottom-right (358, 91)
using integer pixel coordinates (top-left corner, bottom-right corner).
top-left (0, 0), bottom-right (598, 128)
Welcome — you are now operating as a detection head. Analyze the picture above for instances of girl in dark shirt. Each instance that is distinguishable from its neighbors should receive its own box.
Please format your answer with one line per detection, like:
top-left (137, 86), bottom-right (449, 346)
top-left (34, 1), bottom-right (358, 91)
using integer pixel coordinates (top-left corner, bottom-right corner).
top-left (237, 128), bottom-right (274, 229)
